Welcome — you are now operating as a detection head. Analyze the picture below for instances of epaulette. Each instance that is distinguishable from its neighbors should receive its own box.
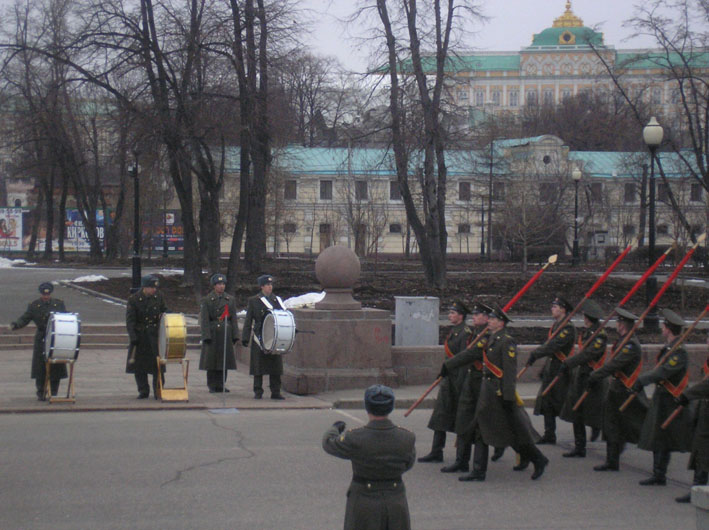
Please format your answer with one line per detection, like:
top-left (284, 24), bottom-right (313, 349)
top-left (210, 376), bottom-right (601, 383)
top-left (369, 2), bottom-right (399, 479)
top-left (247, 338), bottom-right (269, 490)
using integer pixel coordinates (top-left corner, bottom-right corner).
top-left (396, 425), bottom-right (414, 433)
top-left (464, 325), bottom-right (473, 334)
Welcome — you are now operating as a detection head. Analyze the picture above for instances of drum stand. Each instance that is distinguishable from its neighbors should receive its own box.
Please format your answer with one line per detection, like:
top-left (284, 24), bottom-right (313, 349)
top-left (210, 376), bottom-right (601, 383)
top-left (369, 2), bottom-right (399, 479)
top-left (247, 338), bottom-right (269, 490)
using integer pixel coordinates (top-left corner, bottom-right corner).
top-left (156, 357), bottom-right (189, 402)
top-left (44, 359), bottom-right (76, 404)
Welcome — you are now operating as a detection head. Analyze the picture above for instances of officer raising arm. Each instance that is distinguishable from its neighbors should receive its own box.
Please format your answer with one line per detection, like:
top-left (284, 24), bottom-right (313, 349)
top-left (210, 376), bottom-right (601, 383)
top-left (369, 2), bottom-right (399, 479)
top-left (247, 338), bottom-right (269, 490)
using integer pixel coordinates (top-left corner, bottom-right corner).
top-left (11, 282), bottom-right (68, 400)
top-left (323, 385), bottom-right (416, 530)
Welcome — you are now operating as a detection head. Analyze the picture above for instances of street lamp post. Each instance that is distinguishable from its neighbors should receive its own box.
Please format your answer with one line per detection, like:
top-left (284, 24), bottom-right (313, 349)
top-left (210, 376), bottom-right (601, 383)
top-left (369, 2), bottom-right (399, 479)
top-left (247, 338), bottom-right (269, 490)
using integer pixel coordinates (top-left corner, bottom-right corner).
top-left (643, 116), bottom-right (664, 331)
top-left (130, 151), bottom-right (142, 293)
top-left (162, 179), bottom-right (169, 260)
top-left (480, 195), bottom-right (485, 257)
top-left (571, 167), bottom-right (582, 266)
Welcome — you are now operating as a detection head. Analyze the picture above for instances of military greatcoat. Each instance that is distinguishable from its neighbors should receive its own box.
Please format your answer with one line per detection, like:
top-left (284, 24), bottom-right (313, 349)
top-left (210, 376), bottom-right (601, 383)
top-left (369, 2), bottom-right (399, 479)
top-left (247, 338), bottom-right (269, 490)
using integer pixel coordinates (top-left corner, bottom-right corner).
top-left (427, 321), bottom-right (474, 432)
top-left (241, 293), bottom-right (284, 376)
top-left (588, 335), bottom-right (648, 444)
top-left (559, 325), bottom-right (608, 429)
top-left (637, 338), bottom-right (692, 452)
top-left (198, 291), bottom-right (237, 371)
top-left (530, 319), bottom-right (575, 417)
top-left (12, 297), bottom-right (68, 381)
top-left (322, 419), bottom-right (416, 530)
top-left (125, 290), bottom-right (167, 375)
top-left (475, 329), bottom-right (539, 449)
top-left (449, 326), bottom-right (488, 440)
top-left (685, 365), bottom-right (709, 473)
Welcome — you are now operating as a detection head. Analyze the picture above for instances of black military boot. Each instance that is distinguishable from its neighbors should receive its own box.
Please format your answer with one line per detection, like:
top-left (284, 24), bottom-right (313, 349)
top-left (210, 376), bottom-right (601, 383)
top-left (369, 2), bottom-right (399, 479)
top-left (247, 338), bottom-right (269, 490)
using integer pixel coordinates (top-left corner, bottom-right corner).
top-left (639, 450), bottom-right (669, 485)
top-left (441, 437), bottom-right (470, 472)
top-left (491, 447), bottom-right (505, 462)
top-left (676, 470), bottom-right (708, 503)
top-left (563, 421), bottom-right (587, 457)
top-left (536, 415), bottom-right (557, 444)
top-left (521, 445), bottom-right (548, 480)
top-left (418, 431), bottom-right (445, 462)
top-left (594, 442), bottom-right (620, 471)
top-left (460, 441), bottom-right (488, 481)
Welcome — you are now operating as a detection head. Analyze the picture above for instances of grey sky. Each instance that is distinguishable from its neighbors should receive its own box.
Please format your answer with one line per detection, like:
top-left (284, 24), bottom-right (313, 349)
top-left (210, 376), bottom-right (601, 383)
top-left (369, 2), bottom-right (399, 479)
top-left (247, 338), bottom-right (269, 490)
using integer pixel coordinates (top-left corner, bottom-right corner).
top-left (300, 0), bottom-right (659, 72)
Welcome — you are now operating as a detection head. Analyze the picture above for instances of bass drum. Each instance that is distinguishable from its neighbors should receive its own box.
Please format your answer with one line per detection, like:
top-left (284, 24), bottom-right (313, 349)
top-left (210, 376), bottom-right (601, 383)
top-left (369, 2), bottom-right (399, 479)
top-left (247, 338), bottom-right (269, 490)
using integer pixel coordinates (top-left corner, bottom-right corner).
top-left (261, 309), bottom-right (295, 354)
top-left (44, 312), bottom-right (81, 361)
top-left (159, 313), bottom-right (187, 359)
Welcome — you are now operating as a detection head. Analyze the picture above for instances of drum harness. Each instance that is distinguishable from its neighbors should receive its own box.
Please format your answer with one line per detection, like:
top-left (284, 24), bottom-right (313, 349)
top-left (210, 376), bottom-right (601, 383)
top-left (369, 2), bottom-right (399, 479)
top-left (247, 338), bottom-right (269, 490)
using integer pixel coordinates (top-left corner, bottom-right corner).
top-left (253, 296), bottom-right (285, 350)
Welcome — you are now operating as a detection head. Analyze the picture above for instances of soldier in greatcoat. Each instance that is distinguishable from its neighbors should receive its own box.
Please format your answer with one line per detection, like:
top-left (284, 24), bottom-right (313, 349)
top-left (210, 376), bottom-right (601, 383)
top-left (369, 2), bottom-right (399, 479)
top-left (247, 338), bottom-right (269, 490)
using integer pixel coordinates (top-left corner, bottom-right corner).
top-left (241, 274), bottom-right (285, 399)
top-left (418, 300), bottom-right (473, 467)
top-left (674, 341), bottom-right (709, 503)
top-left (474, 304), bottom-right (549, 481)
top-left (11, 282), bottom-right (67, 400)
top-left (526, 294), bottom-right (576, 445)
top-left (587, 307), bottom-right (649, 472)
top-left (558, 298), bottom-right (608, 458)
top-left (125, 275), bottom-right (167, 399)
top-left (322, 385), bottom-right (416, 530)
top-left (633, 308), bottom-right (693, 486)
top-left (199, 273), bottom-right (237, 393)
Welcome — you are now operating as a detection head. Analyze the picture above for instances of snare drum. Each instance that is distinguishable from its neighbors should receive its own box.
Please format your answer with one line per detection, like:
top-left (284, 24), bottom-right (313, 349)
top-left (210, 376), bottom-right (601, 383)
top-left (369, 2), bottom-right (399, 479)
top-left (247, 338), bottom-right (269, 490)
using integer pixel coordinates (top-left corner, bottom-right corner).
top-left (260, 309), bottom-right (295, 354)
top-left (159, 313), bottom-right (187, 359)
top-left (44, 312), bottom-right (81, 361)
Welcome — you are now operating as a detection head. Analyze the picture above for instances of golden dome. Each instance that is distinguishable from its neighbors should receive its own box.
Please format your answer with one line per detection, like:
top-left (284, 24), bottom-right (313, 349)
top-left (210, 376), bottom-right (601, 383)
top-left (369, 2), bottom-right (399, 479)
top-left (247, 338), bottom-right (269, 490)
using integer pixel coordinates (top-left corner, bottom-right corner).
top-left (552, 1), bottom-right (584, 28)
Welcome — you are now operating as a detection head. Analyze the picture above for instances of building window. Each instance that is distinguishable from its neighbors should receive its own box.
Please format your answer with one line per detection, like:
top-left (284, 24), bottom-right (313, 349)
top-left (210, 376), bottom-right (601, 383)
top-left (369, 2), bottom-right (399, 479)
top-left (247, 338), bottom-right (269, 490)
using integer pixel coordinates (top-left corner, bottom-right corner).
top-left (492, 182), bottom-right (505, 200)
top-left (492, 90), bottom-right (501, 106)
top-left (355, 180), bottom-right (368, 201)
top-left (652, 88), bottom-right (663, 105)
top-left (526, 90), bottom-right (537, 106)
top-left (283, 222), bottom-right (296, 234)
top-left (509, 91), bottom-right (518, 107)
top-left (320, 180), bottom-right (333, 200)
top-left (624, 183), bottom-right (636, 203)
top-left (475, 90), bottom-right (484, 106)
top-left (657, 224), bottom-right (669, 236)
top-left (457, 90), bottom-right (468, 100)
top-left (623, 224), bottom-right (636, 236)
top-left (539, 182), bottom-right (556, 202)
top-left (543, 89), bottom-right (554, 105)
top-left (390, 181), bottom-right (401, 201)
top-left (284, 180), bottom-right (297, 200)
top-left (458, 182), bottom-right (471, 201)
top-left (389, 223), bottom-right (402, 234)
top-left (590, 182), bottom-right (603, 203)
top-left (657, 182), bottom-right (668, 202)
top-left (691, 183), bottom-right (703, 202)
top-left (561, 89), bottom-right (572, 101)
top-left (458, 223), bottom-right (470, 234)
top-left (671, 89), bottom-right (680, 104)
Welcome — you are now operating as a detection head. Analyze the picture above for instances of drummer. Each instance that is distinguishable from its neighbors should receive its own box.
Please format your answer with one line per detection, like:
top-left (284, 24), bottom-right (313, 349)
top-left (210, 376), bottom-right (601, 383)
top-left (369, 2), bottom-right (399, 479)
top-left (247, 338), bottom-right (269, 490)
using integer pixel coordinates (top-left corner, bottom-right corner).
top-left (10, 282), bottom-right (68, 400)
top-left (199, 273), bottom-right (238, 393)
top-left (242, 274), bottom-right (286, 400)
top-left (126, 275), bottom-right (167, 399)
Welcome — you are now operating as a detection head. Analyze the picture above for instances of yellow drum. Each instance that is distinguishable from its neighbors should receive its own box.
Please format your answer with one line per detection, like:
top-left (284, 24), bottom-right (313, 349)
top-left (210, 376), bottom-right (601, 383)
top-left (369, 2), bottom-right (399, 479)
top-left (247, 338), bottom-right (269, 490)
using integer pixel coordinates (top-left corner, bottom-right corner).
top-left (159, 313), bottom-right (187, 360)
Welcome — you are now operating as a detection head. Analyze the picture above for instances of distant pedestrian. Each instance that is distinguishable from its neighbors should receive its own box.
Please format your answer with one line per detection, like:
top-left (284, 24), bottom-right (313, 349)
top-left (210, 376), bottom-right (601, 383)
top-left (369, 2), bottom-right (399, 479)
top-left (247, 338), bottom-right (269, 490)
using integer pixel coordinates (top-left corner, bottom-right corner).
top-left (10, 282), bottom-right (67, 400)
top-left (322, 385), bottom-right (416, 530)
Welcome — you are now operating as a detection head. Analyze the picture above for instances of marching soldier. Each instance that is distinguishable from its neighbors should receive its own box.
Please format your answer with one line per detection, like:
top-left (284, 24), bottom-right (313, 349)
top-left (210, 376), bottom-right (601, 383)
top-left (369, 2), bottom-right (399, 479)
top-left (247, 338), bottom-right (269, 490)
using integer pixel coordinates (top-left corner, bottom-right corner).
top-left (526, 295), bottom-right (576, 445)
top-left (10, 282), bottom-right (67, 400)
top-left (322, 385), bottom-right (416, 530)
top-left (199, 273), bottom-right (238, 393)
top-left (126, 275), bottom-right (167, 399)
top-left (474, 304), bottom-right (549, 481)
top-left (674, 339), bottom-right (709, 503)
top-left (418, 300), bottom-right (473, 467)
top-left (558, 299), bottom-right (608, 458)
top-left (633, 309), bottom-right (693, 486)
top-left (242, 274), bottom-right (285, 400)
top-left (587, 307), bottom-right (648, 472)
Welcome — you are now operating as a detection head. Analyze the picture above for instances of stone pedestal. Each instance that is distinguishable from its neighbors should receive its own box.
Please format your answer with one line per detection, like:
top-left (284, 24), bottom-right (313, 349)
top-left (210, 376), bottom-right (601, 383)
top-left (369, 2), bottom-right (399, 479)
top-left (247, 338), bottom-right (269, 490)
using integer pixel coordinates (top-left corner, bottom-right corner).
top-left (694, 485), bottom-right (709, 530)
top-left (282, 308), bottom-right (397, 395)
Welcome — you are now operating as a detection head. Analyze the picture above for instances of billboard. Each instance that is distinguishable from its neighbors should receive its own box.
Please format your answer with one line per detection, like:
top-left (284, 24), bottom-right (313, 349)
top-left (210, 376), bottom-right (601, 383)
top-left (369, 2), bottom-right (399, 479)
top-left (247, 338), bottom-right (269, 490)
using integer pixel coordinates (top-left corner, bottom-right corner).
top-left (149, 210), bottom-right (185, 252)
top-left (64, 209), bottom-right (106, 251)
top-left (0, 208), bottom-right (23, 251)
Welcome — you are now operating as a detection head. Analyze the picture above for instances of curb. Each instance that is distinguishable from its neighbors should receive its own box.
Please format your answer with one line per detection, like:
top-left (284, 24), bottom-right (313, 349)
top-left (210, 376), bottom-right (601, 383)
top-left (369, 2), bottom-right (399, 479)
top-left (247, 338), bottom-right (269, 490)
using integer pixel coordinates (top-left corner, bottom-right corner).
top-left (60, 280), bottom-right (128, 306)
top-left (332, 396), bottom-right (537, 410)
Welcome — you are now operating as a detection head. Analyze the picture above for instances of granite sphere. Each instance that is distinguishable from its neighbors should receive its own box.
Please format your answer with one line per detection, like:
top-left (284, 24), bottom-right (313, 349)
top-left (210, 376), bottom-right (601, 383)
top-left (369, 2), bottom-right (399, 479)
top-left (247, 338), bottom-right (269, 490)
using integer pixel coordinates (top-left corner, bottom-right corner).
top-left (315, 245), bottom-right (361, 288)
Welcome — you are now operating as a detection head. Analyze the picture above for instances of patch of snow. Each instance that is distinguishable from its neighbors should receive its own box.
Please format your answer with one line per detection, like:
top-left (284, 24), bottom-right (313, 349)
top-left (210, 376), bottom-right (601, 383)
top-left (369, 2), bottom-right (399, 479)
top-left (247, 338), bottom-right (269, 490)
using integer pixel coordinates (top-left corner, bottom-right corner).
top-left (284, 292), bottom-right (325, 309)
top-left (69, 274), bottom-right (109, 283)
top-left (0, 257), bottom-right (33, 268)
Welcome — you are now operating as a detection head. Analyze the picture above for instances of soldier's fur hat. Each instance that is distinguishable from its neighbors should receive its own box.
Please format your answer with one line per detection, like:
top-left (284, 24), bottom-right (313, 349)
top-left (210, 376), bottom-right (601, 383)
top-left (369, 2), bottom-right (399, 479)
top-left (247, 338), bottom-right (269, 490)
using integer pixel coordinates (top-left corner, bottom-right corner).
top-left (364, 384), bottom-right (395, 416)
top-left (141, 275), bottom-right (159, 288)
top-left (38, 282), bottom-right (53, 294)
top-left (257, 275), bottom-right (273, 287)
top-left (210, 273), bottom-right (226, 286)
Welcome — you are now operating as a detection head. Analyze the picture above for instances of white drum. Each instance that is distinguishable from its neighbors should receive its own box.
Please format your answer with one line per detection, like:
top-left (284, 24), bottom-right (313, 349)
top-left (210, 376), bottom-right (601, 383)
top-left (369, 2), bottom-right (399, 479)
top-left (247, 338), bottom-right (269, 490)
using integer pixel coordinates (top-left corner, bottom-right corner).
top-left (44, 312), bottom-right (81, 361)
top-left (159, 313), bottom-right (187, 360)
top-left (261, 309), bottom-right (295, 354)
